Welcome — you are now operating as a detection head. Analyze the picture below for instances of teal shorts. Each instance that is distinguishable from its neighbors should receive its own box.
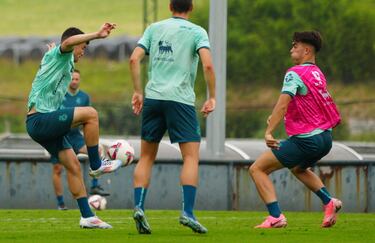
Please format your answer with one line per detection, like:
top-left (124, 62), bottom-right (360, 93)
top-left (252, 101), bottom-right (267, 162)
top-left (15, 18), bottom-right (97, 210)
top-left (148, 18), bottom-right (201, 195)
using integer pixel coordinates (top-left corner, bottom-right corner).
top-left (141, 98), bottom-right (201, 143)
top-left (272, 130), bottom-right (332, 169)
top-left (26, 108), bottom-right (75, 162)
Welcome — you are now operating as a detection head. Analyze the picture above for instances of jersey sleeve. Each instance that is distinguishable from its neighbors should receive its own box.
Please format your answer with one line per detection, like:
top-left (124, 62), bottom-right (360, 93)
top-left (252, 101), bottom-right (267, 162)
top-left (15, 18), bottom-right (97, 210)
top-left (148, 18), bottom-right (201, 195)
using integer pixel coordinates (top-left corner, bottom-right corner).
top-left (281, 71), bottom-right (306, 97)
top-left (195, 27), bottom-right (210, 53)
top-left (137, 25), bottom-right (153, 55)
top-left (48, 45), bottom-right (73, 60)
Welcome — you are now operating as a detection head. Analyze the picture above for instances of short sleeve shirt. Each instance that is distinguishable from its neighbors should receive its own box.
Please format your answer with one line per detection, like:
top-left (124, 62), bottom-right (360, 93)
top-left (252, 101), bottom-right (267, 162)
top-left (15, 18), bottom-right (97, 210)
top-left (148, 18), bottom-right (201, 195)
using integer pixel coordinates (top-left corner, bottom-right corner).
top-left (27, 45), bottom-right (74, 113)
top-left (138, 17), bottom-right (210, 106)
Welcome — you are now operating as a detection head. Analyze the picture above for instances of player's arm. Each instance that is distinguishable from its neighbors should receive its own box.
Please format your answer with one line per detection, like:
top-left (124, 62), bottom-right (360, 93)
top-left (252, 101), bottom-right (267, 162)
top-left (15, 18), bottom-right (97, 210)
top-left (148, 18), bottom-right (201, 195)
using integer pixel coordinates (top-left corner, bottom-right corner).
top-left (61, 23), bottom-right (116, 52)
top-left (129, 47), bottom-right (146, 115)
top-left (198, 48), bottom-right (216, 117)
top-left (265, 94), bottom-right (292, 149)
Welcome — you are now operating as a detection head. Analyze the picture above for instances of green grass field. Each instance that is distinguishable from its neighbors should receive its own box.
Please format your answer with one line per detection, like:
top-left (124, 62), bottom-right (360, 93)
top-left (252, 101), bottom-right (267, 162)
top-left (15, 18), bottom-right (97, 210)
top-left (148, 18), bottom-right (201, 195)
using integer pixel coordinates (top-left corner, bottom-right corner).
top-left (0, 210), bottom-right (374, 243)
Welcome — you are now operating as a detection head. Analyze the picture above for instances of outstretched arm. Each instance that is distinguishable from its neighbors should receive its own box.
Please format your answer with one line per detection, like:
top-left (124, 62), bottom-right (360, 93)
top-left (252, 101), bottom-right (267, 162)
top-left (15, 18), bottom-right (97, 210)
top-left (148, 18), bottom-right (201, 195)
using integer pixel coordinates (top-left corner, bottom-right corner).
top-left (265, 94), bottom-right (292, 149)
top-left (61, 23), bottom-right (116, 52)
top-left (129, 47), bottom-right (146, 115)
top-left (198, 48), bottom-right (216, 117)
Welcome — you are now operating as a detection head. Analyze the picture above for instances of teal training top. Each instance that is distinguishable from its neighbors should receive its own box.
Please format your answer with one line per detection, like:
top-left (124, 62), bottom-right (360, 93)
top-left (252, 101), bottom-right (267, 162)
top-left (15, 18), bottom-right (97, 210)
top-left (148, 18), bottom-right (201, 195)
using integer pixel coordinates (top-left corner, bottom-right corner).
top-left (27, 45), bottom-right (74, 113)
top-left (138, 17), bottom-right (210, 106)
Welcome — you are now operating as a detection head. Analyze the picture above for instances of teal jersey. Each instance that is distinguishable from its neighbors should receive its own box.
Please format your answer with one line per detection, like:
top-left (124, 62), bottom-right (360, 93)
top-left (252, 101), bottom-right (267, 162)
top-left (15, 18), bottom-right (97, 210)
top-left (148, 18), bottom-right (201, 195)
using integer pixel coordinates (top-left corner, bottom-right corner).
top-left (27, 45), bottom-right (74, 113)
top-left (281, 63), bottom-right (328, 138)
top-left (138, 17), bottom-right (210, 106)
top-left (61, 90), bottom-right (90, 133)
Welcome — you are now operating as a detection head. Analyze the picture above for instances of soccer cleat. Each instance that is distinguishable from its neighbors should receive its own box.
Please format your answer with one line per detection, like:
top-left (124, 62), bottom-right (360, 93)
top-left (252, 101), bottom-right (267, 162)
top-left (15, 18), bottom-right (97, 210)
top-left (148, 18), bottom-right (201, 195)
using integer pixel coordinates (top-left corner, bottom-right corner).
top-left (57, 205), bottom-right (68, 210)
top-left (89, 159), bottom-right (123, 178)
top-left (133, 207), bottom-right (152, 234)
top-left (79, 216), bottom-right (112, 229)
top-left (322, 198), bottom-right (342, 228)
top-left (90, 185), bottom-right (110, 196)
top-left (255, 214), bottom-right (287, 228)
top-left (179, 213), bottom-right (208, 234)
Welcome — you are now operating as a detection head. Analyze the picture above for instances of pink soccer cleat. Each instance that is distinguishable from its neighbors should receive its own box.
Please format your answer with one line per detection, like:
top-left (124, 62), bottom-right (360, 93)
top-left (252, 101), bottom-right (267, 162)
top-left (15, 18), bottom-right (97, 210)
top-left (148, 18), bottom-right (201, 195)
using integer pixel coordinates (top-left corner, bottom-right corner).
top-left (322, 198), bottom-right (342, 227)
top-left (255, 214), bottom-right (287, 228)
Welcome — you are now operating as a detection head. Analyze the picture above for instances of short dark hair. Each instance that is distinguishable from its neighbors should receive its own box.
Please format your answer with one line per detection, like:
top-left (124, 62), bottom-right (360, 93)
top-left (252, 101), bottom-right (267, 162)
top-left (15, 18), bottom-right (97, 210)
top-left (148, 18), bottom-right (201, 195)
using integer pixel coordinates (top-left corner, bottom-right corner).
top-left (293, 31), bottom-right (322, 52)
top-left (170, 0), bottom-right (192, 13)
top-left (73, 69), bottom-right (80, 74)
top-left (61, 27), bottom-right (89, 44)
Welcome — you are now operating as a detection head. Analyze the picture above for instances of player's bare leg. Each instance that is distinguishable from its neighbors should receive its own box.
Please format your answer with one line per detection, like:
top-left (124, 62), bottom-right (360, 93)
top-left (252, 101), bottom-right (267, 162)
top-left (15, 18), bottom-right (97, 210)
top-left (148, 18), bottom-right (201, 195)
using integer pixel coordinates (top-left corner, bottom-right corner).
top-left (132, 140), bottom-right (159, 234)
top-left (178, 142), bottom-right (207, 234)
top-left (52, 163), bottom-right (67, 210)
top-left (249, 150), bottom-right (287, 228)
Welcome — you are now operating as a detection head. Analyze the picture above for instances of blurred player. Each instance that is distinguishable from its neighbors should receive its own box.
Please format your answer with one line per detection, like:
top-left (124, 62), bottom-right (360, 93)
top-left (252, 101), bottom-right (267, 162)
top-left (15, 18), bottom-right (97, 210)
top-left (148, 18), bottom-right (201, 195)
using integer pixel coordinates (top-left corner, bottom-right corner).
top-left (249, 31), bottom-right (342, 228)
top-left (52, 69), bottom-right (110, 211)
top-left (26, 23), bottom-right (121, 229)
top-left (129, 0), bottom-right (216, 234)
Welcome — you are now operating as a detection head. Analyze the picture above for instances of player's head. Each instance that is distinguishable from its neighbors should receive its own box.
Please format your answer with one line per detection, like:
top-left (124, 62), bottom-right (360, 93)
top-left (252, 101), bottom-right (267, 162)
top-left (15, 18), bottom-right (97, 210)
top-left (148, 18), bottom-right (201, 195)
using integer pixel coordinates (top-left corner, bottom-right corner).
top-left (170, 0), bottom-right (193, 14)
top-left (290, 31), bottom-right (322, 65)
top-left (69, 69), bottom-right (81, 91)
top-left (61, 27), bottom-right (89, 63)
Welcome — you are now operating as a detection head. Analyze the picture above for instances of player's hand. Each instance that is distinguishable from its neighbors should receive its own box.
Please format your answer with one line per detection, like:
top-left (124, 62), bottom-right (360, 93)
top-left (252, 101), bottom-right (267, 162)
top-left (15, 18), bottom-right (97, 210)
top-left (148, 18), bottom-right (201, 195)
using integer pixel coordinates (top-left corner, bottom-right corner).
top-left (266, 115), bottom-right (272, 125)
top-left (265, 133), bottom-right (279, 149)
top-left (132, 91), bottom-right (143, 116)
top-left (46, 42), bottom-right (56, 51)
top-left (201, 98), bottom-right (216, 117)
top-left (97, 23), bottom-right (116, 38)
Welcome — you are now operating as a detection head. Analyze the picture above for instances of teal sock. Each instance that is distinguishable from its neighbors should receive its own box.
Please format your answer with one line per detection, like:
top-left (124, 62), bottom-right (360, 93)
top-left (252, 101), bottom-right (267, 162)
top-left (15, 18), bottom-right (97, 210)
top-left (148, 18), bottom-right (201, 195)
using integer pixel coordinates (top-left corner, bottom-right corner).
top-left (87, 145), bottom-right (101, 170)
top-left (315, 187), bottom-right (332, 205)
top-left (91, 178), bottom-right (99, 188)
top-left (266, 201), bottom-right (282, 218)
top-left (57, 195), bottom-right (64, 206)
top-left (134, 187), bottom-right (147, 211)
top-left (182, 185), bottom-right (196, 220)
top-left (77, 197), bottom-right (95, 218)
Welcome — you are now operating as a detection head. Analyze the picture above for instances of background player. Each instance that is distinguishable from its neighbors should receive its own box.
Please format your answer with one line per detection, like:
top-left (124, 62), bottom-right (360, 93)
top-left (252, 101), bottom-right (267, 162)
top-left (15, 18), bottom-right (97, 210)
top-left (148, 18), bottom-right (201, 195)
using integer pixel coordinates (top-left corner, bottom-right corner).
top-left (52, 69), bottom-right (110, 210)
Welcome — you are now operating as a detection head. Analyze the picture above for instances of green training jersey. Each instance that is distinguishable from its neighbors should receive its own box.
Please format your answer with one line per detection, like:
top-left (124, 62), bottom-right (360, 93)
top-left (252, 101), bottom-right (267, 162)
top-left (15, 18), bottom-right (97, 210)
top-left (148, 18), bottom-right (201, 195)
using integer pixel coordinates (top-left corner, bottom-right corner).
top-left (138, 17), bottom-right (210, 106)
top-left (27, 45), bottom-right (74, 113)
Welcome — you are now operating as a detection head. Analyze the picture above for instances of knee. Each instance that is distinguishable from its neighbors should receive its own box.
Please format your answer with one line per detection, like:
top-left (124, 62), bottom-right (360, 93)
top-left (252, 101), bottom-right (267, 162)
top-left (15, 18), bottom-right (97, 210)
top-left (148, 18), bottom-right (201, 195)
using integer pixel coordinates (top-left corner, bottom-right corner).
top-left (53, 165), bottom-right (63, 176)
top-left (248, 163), bottom-right (259, 177)
top-left (65, 160), bottom-right (82, 176)
top-left (86, 107), bottom-right (98, 121)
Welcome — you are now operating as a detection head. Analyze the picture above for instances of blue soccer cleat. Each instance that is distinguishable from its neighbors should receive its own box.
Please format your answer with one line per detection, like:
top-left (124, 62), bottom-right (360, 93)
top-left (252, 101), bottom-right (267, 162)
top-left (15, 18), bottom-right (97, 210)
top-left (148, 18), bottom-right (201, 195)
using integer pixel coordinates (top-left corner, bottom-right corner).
top-left (133, 207), bottom-right (152, 234)
top-left (179, 213), bottom-right (208, 234)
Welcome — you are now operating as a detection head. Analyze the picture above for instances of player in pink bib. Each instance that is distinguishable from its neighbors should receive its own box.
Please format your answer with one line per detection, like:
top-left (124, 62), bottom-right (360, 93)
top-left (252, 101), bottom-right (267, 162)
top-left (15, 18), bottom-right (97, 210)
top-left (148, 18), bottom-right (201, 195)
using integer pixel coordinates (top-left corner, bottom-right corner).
top-left (249, 31), bottom-right (342, 228)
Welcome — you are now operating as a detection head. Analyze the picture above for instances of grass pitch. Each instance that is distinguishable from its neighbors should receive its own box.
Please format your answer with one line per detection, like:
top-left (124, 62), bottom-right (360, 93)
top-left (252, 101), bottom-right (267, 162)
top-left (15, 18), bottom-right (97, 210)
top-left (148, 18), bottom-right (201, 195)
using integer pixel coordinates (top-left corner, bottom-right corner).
top-left (0, 210), bottom-right (374, 243)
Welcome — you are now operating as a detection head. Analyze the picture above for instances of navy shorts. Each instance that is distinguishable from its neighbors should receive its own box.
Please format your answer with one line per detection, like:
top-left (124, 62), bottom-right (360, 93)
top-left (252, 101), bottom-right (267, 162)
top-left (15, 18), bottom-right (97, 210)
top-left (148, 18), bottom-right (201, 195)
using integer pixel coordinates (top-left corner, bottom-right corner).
top-left (50, 129), bottom-right (85, 163)
top-left (26, 108), bottom-right (75, 163)
top-left (141, 98), bottom-right (201, 143)
top-left (272, 130), bottom-right (332, 169)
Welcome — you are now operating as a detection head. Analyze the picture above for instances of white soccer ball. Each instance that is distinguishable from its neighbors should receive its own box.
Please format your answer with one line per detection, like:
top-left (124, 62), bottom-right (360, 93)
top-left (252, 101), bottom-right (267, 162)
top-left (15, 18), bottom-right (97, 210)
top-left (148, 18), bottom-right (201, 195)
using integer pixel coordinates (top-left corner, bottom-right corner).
top-left (88, 195), bottom-right (107, 211)
top-left (106, 139), bottom-right (135, 166)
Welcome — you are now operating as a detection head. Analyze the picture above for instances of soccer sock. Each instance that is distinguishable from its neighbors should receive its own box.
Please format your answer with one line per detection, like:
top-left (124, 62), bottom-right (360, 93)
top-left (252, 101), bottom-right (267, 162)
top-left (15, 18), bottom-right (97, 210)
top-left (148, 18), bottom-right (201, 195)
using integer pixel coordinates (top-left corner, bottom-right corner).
top-left (134, 187), bottom-right (148, 211)
top-left (315, 187), bottom-right (332, 205)
top-left (266, 201), bottom-right (282, 218)
top-left (87, 145), bottom-right (101, 170)
top-left (182, 185), bottom-right (196, 220)
top-left (57, 195), bottom-right (64, 206)
top-left (77, 197), bottom-right (95, 218)
top-left (91, 178), bottom-right (99, 188)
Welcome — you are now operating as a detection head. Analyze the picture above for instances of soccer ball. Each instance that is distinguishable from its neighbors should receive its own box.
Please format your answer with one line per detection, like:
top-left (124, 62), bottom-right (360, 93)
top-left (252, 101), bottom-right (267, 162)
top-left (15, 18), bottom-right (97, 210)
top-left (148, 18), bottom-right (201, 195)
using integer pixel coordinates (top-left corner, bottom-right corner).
top-left (106, 139), bottom-right (135, 166)
top-left (88, 195), bottom-right (107, 211)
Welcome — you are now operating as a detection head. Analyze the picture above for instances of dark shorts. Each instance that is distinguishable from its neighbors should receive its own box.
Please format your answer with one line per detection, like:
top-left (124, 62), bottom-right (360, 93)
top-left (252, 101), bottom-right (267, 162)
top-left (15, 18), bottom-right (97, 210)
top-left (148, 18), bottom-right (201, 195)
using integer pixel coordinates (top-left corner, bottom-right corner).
top-left (141, 98), bottom-right (201, 143)
top-left (50, 129), bottom-right (85, 163)
top-left (272, 130), bottom-right (332, 169)
top-left (26, 108), bottom-right (75, 163)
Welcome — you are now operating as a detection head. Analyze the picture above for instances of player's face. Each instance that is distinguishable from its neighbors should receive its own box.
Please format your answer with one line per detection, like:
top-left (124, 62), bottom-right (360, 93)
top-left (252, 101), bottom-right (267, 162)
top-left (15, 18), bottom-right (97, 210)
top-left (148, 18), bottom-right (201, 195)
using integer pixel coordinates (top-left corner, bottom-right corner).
top-left (73, 43), bottom-right (87, 63)
top-left (290, 42), bottom-right (305, 65)
top-left (70, 72), bottom-right (80, 90)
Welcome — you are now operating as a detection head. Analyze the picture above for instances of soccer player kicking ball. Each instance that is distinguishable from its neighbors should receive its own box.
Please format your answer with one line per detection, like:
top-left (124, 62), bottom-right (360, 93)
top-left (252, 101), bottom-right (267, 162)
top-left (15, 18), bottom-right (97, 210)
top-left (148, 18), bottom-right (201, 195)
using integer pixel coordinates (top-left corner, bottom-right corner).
top-left (129, 0), bottom-right (216, 234)
top-left (26, 23), bottom-right (122, 229)
top-left (249, 31), bottom-right (342, 228)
